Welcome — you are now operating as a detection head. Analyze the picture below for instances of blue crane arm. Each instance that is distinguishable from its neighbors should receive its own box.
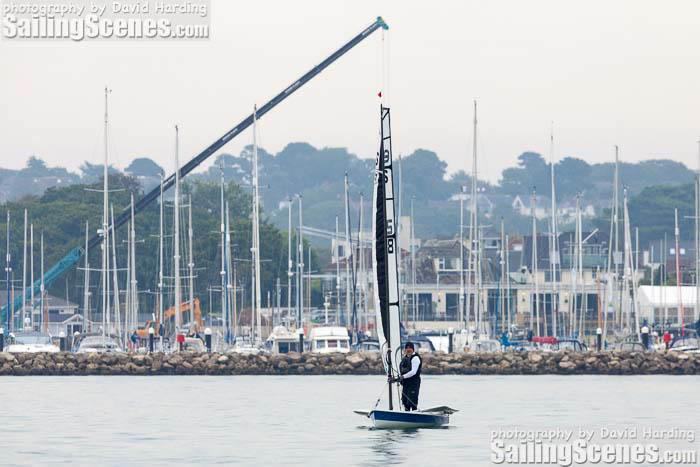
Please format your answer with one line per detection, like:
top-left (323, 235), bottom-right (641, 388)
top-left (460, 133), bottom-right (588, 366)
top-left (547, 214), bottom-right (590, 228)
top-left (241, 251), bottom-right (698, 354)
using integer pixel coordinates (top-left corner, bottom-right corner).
top-left (1, 17), bottom-right (388, 321)
top-left (1, 247), bottom-right (83, 321)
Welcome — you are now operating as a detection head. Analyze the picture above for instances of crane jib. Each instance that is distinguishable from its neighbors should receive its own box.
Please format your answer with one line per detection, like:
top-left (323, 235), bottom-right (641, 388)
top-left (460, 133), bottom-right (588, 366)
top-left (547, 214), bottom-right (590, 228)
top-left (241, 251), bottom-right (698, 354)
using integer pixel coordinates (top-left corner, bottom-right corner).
top-left (1, 16), bottom-right (389, 318)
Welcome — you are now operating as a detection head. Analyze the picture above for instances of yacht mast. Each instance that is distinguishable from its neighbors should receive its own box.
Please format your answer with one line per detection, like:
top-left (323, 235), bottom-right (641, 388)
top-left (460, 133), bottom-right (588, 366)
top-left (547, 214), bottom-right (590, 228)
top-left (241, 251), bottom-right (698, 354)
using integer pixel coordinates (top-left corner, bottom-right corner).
top-left (158, 174), bottom-right (164, 344)
top-left (40, 231), bottom-right (44, 332)
top-left (110, 205), bottom-right (121, 339)
top-left (359, 194), bottom-right (367, 331)
top-left (549, 126), bottom-right (558, 337)
top-left (695, 138), bottom-right (700, 326)
top-left (30, 224), bottom-right (34, 328)
top-left (459, 186), bottom-right (465, 327)
top-left (298, 195), bottom-right (304, 329)
top-left (174, 125), bottom-right (181, 331)
top-left (531, 190), bottom-right (540, 336)
top-left (22, 209), bottom-right (27, 326)
top-left (623, 189), bottom-right (640, 337)
top-left (83, 222), bottom-right (90, 331)
top-left (219, 165), bottom-right (227, 342)
top-left (130, 194), bottom-right (138, 337)
top-left (101, 86), bottom-right (111, 339)
top-left (251, 105), bottom-right (262, 344)
top-left (467, 100), bottom-right (480, 335)
top-left (187, 194), bottom-right (194, 326)
top-left (228, 202), bottom-right (237, 339)
top-left (499, 218), bottom-right (506, 333)
top-left (344, 173), bottom-right (352, 327)
top-left (576, 195), bottom-right (585, 337)
top-left (335, 215), bottom-right (341, 320)
top-left (287, 198), bottom-right (293, 323)
top-left (674, 208), bottom-right (683, 332)
top-left (5, 211), bottom-right (11, 331)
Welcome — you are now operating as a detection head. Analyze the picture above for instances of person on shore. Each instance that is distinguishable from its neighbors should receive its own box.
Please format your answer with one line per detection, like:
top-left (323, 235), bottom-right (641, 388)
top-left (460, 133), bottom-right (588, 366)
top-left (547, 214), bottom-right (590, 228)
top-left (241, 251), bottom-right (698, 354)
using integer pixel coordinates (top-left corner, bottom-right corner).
top-left (640, 322), bottom-right (650, 349)
top-left (662, 331), bottom-right (671, 350)
top-left (391, 342), bottom-right (422, 411)
top-left (130, 330), bottom-right (139, 351)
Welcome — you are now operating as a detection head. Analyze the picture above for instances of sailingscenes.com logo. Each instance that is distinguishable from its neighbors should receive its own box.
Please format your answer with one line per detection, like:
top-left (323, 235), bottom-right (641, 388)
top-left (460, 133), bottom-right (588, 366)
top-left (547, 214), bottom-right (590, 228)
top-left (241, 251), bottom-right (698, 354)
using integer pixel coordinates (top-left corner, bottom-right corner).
top-left (1, 0), bottom-right (210, 41)
top-left (490, 426), bottom-right (698, 465)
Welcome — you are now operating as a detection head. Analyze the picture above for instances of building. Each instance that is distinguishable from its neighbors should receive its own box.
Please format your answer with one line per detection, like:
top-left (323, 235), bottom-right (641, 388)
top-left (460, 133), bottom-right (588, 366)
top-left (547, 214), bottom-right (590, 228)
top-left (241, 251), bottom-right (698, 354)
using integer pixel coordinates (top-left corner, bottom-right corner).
top-left (1, 294), bottom-right (82, 335)
top-left (638, 286), bottom-right (698, 326)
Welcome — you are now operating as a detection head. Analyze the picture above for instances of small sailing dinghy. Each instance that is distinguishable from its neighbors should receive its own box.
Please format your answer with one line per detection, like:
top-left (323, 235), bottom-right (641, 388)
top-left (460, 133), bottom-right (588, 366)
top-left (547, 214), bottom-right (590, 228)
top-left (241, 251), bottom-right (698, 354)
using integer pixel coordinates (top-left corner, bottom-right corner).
top-left (355, 106), bottom-right (456, 429)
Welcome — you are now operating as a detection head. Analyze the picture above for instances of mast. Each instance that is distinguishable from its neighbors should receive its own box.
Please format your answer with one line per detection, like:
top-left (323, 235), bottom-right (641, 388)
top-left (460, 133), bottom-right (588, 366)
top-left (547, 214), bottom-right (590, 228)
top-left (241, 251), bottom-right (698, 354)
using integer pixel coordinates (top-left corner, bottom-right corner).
top-left (499, 218), bottom-right (506, 333)
top-left (696, 138), bottom-right (700, 326)
top-left (173, 125), bottom-right (181, 331)
top-left (505, 234), bottom-right (511, 331)
top-left (577, 195), bottom-right (584, 337)
top-left (130, 194), bottom-right (138, 337)
top-left (298, 195), bottom-right (304, 329)
top-left (225, 201), bottom-right (234, 340)
top-left (110, 205), bottom-right (121, 339)
top-left (467, 100), bottom-right (479, 336)
top-left (287, 198), bottom-right (293, 324)
top-left (188, 194), bottom-right (194, 326)
top-left (604, 146), bottom-right (620, 338)
top-left (373, 105), bottom-right (401, 410)
top-left (612, 147), bottom-right (621, 332)
top-left (5, 211), bottom-right (11, 332)
top-left (40, 232), bottom-right (44, 333)
top-left (459, 186), bottom-right (465, 327)
top-left (674, 208), bottom-right (683, 333)
top-left (549, 126), bottom-right (559, 337)
top-left (344, 173), bottom-right (352, 327)
top-left (531, 190), bottom-right (540, 336)
top-left (83, 222), bottom-right (90, 331)
top-left (623, 189), bottom-right (640, 337)
top-left (30, 224), bottom-right (34, 328)
top-left (251, 105), bottom-right (262, 344)
top-left (359, 193), bottom-right (367, 331)
top-left (219, 165), bottom-right (228, 342)
top-left (22, 210), bottom-right (27, 327)
top-left (335, 215), bottom-right (341, 321)
top-left (158, 174), bottom-right (165, 344)
top-left (101, 86), bottom-right (111, 339)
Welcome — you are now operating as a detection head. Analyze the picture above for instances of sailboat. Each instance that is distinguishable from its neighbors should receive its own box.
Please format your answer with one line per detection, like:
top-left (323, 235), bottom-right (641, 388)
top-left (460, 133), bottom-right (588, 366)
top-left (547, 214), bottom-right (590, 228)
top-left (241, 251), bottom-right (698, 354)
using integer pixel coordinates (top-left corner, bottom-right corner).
top-left (355, 105), bottom-right (455, 429)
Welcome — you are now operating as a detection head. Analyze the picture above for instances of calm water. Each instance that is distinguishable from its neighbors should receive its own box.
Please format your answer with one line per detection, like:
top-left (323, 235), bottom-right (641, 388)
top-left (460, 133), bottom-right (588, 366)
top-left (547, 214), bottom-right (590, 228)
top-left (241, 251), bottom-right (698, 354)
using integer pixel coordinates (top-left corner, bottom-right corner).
top-left (0, 375), bottom-right (697, 466)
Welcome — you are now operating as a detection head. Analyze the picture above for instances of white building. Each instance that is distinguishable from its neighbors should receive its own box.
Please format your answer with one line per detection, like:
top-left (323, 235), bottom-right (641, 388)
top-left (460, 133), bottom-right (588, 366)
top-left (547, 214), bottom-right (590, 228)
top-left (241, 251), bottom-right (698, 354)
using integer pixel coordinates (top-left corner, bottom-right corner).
top-left (637, 286), bottom-right (698, 325)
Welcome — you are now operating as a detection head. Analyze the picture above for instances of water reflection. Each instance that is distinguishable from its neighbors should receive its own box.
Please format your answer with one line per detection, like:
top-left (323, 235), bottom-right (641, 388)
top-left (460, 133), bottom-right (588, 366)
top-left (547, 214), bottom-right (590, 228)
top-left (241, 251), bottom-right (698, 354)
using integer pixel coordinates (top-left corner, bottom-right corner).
top-left (366, 428), bottom-right (419, 465)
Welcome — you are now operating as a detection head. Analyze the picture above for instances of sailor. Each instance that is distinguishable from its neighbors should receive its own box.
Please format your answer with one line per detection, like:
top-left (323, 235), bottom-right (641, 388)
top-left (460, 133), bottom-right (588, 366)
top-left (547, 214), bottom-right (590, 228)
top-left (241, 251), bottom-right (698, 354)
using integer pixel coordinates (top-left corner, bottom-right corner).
top-left (396, 342), bottom-right (422, 411)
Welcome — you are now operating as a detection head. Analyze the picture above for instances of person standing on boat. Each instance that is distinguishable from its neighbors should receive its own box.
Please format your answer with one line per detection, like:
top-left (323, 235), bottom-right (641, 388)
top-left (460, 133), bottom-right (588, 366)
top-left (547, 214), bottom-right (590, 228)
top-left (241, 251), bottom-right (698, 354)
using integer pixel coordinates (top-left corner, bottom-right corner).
top-left (395, 342), bottom-right (422, 411)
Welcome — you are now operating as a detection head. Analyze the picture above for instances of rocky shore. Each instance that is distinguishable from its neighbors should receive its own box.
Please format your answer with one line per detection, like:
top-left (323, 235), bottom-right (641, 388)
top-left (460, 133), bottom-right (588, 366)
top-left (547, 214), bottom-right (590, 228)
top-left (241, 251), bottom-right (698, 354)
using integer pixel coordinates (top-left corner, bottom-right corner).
top-left (0, 350), bottom-right (699, 376)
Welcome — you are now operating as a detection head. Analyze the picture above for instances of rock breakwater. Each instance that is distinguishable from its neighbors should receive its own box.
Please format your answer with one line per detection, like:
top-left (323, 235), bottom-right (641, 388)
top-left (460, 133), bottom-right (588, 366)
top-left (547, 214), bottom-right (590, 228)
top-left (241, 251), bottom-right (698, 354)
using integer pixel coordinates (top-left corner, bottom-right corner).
top-left (0, 350), bottom-right (698, 376)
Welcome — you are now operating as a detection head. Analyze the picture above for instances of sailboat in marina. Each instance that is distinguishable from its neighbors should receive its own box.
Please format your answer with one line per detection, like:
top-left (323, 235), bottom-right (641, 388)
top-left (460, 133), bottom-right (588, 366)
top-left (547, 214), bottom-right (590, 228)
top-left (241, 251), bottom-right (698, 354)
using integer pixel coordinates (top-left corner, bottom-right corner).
top-left (355, 105), bottom-right (455, 429)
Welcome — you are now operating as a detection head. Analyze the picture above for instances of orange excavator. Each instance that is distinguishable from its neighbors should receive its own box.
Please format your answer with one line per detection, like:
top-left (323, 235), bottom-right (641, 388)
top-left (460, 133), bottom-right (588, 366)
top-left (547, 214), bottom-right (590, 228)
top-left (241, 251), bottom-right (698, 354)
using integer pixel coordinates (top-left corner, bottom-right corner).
top-left (137, 298), bottom-right (203, 339)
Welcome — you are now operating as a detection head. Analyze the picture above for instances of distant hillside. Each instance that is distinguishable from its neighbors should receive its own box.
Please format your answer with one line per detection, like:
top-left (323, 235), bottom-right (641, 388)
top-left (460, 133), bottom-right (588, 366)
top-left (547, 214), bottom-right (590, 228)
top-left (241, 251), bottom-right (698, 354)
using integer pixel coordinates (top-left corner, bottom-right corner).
top-left (1, 146), bottom-right (694, 240)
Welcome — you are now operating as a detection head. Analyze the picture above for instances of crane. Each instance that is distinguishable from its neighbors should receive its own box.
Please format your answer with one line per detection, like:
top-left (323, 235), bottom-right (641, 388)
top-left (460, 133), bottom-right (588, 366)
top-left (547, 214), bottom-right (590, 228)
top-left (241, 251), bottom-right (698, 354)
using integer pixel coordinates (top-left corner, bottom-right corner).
top-left (1, 17), bottom-right (389, 321)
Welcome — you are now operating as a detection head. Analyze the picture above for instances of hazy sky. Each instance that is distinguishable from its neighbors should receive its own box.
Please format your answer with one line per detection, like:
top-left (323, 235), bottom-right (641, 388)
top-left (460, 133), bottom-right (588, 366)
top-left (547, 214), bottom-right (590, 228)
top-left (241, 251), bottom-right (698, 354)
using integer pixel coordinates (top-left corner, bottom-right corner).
top-left (1, 0), bottom-right (699, 182)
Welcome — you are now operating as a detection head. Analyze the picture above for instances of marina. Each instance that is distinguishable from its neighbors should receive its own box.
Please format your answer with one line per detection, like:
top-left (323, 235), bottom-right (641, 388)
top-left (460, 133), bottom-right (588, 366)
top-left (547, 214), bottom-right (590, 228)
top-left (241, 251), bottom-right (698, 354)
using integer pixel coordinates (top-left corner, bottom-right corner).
top-left (2, 2), bottom-right (700, 465)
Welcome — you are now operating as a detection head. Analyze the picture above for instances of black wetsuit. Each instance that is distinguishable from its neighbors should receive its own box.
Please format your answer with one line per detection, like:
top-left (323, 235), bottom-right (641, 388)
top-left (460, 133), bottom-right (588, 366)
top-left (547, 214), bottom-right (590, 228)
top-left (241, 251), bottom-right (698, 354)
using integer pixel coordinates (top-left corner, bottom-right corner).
top-left (399, 353), bottom-right (422, 411)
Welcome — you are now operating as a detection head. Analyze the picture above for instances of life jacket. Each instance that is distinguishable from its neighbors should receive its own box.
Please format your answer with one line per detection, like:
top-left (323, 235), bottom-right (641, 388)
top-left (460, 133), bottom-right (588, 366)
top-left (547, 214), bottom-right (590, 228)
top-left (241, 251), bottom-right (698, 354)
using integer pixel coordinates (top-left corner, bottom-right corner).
top-left (400, 353), bottom-right (422, 382)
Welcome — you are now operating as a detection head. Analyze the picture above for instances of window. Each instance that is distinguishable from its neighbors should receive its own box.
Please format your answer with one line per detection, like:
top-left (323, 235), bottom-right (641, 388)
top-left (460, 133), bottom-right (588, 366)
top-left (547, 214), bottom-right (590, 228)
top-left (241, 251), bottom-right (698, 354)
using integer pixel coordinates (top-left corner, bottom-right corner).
top-left (315, 340), bottom-right (326, 349)
top-left (327, 340), bottom-right (338, 348)
top-left (339, 341), bottom-right (349, 349)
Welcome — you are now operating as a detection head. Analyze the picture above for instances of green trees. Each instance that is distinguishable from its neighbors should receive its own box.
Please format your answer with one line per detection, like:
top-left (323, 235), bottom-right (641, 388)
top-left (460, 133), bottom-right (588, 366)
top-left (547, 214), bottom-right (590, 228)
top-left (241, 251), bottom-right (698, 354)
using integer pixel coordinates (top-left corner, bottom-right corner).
top-left (0, 175), bottom-right (308, 319)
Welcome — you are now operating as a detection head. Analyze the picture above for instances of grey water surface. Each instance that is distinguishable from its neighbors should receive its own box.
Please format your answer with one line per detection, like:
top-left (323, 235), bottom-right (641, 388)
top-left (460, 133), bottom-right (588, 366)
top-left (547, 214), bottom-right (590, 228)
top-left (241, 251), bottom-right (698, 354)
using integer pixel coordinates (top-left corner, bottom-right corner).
top-left (0, 375), bottom-right (697, 466)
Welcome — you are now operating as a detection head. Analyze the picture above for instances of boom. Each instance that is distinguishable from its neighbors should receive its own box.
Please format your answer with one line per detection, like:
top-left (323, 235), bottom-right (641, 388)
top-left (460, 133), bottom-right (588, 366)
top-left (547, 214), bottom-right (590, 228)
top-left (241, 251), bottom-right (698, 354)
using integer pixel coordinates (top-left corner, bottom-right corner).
top-left (2, 17), bottom-right (389, 320)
